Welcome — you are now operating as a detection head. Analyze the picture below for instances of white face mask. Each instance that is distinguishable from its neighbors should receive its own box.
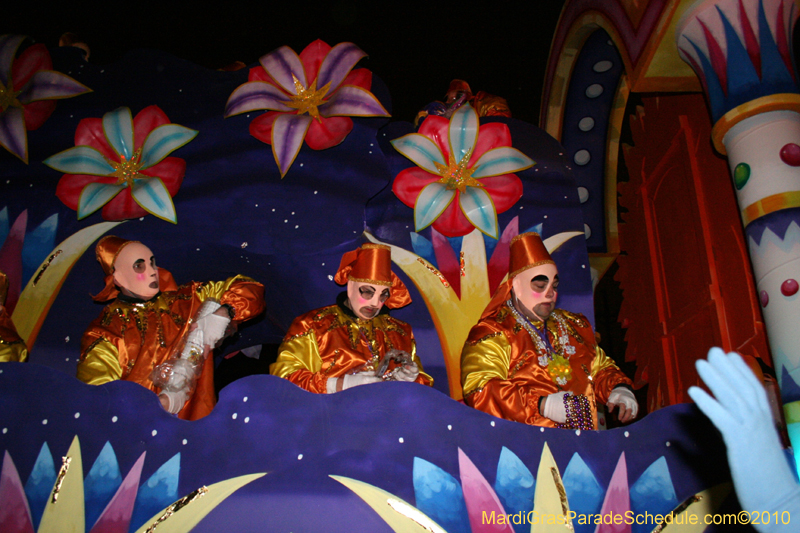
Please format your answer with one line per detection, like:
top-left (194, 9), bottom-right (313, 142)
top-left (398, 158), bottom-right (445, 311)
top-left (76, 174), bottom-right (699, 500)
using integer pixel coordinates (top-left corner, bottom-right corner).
top-left (113, 243), bottom-right (159, 300)
top-left (346, 280), bottom-right (391, 320)
top-left (511, 263), bottom-right (559, 321)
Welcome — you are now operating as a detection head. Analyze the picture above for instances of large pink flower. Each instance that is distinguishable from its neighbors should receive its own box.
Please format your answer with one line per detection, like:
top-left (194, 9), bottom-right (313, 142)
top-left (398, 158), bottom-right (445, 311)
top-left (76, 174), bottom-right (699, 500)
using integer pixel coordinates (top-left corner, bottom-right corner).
top-left (225, 40), bottom-right (389, 177)
top-left (0, 35), bottom-right (91, 163)
top-left (46, 106), bottom-right (197, 223)
top-left (391, 104), bottom-right (533, 238)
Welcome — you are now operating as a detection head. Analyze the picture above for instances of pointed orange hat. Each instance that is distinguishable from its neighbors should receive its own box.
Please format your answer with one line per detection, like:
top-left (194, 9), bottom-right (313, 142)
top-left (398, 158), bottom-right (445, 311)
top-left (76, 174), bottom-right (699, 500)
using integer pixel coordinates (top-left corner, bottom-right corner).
top-left (334, 243), bottom-right (411, 309)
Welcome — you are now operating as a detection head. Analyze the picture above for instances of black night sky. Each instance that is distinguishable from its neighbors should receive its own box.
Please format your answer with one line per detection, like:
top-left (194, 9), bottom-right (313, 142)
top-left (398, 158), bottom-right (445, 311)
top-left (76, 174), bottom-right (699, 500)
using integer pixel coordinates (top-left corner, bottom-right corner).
top-left (4, 2), bottom-right (566, 125)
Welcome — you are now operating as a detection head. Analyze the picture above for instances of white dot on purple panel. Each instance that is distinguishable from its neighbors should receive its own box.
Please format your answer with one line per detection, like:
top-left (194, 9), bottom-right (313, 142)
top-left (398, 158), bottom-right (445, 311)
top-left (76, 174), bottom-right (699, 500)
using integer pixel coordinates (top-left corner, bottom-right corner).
top-left (574, 150), bottom-right (591, 166)
top-left (65, 358), bottom-right (70, 362)
top-left (328, 275), bottom-right (334, 281)
top-left (585, 84), bottom-right (604, 98)
top-left (241, 242), bottom-right (248, 249)
top-left (624, 431), bottom-right (630, 437)
top-left (151, 430), bottom-right (157, 436)
top-left (272, 208), bottom-right (275, 212)
top-left (244, 417), bottom-right (250, 423)
top-left (578, 187), bottom-right (589, 203)
top-left (100, 69), bottom-right (105, 73)
top-left (593, 60), bottom-right (613, 73)
top-left (584, 224), bottom-right (592, 239)
top-left (447, 425), bottom-right (452, 430)
top-left (369, 151), bottom-right (372, 154)
top-left (666, 441), bottom-right (671, 447)
top-left (321, 263), bottom-right (325, 266)
top-left (183, 439), bottom-right (188, 445)
top-left (65, 336), bottom-right (70, 342)
top-left (232, 413), bottom-right (238, 420)
top-left (2, 428), bottom-right (6, 434)
top-left (543, 215), bottom-right (548, 219)
top-left (284, 220), bottom-right (288, 223)
top-left (255, 204), bottom-right (259, 207)
top-left (399, 437), bottom-right (404, 443)
top-left (196, 248), bottom-right (200, 251)
top-left (490, 421), bottom-right (495, 427)
top-left (314, 191), bottom-right (318, 194)
top-left (540, 427), bottom-right (545, 432)
top-left (139, 217), bottom-right (144, 221)
top-left (582, 264), bottom-right (586, 269)
top-left (298, 454), bottom-right (304, 460)
top-left (295, 225), bottom-right (299, 229)
top-left (243, 396), bottom-right (248, 402)
top-left (112, 416), bottom-right (118, 422)
top-left (575, 430), bottom-right (581, 436)
top-left (291, 212), bottom-right (295, 215)
top-left (300, 163), bottom-right (304, 167)
top-left (74, 412), bottom-right (80, 419)
top-left (42, 419), bottom-right (48, 425)
top-left (579, 117), bottom-right (594, 131)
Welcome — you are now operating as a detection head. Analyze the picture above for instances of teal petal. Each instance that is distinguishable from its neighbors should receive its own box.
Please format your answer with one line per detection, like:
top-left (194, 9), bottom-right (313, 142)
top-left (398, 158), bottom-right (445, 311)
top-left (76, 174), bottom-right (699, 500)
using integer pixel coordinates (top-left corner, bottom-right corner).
top-left (460, 186), bottom-right (498, 238)
top-left (391, 133), bottom-right (446, 175)
top-left (415, 183), bottom-right (455, 231)
top-left (131, 177), bottom-right (177, 223)
top-left (102, 107), bottom-right (134, 159)
top-left (448, 104), bottom-right (478, 165)
top-left (139, 124), bottom-right (198, 169)
top-left (44, 146), bottom-right (115, 176)
top-left (78, 183), bottom-right (126, 219)
top-left (471, 147), bottom-right (535, 178)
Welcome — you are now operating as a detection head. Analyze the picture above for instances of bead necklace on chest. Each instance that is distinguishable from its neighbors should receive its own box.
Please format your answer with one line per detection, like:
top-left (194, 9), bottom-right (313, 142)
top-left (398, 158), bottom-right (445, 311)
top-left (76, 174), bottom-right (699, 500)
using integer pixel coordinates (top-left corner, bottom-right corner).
top-left (505, 299), bottom-right (575, 385)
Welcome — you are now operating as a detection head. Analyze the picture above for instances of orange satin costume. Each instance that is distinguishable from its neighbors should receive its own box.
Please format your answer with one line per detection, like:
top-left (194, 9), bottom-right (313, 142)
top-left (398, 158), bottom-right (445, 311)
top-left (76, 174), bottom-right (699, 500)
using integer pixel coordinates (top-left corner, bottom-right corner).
top-left (270, 300), bottom-right (432, 393)
top-left (461, 305), bottom-right (630, 428)
top-left (78, 249), bottom-right (265, 421)
top-left (0, 272), bottom-right (27, 363)
top-left (270, 243), bottom-right (432, 392)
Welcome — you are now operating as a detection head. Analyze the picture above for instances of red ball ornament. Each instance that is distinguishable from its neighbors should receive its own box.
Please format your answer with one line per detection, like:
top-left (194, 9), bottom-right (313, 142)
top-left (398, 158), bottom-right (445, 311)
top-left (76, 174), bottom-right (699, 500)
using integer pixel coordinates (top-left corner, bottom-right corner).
top-left (781, 279), bottom-right (799, 297)
top-left (780, 144), bottom-right (800, 166)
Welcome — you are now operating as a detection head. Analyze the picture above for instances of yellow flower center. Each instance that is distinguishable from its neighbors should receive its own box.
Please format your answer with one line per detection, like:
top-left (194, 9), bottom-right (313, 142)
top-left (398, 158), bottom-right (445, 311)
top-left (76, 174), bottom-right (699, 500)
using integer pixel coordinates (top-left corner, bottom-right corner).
top-left (283, 74), bottom-right (332, 121)
top-left (434, 148), bottom-right (482, 193)
top-left (109, 149), bottom-right (144, 187)
top-left (0, 81), bottom-right (22, 113)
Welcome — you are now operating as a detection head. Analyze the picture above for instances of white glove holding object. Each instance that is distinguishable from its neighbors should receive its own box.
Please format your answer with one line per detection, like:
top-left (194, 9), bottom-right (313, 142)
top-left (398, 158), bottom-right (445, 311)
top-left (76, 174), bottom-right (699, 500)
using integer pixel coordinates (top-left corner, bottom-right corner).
top-left (158, 389), bottom-right (189, 414)
top-left (542, 391), bottom-right (569, 424)
top-left (607, 387), bottom-right (638, 422)
top-left (326, 371), bottom-right (382, 393)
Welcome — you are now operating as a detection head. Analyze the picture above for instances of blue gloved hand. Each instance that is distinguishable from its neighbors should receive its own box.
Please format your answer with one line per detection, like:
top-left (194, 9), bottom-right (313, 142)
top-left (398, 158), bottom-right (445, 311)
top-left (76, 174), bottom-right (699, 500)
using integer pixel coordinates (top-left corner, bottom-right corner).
top-left (688, 347), bottom-right (800, 531)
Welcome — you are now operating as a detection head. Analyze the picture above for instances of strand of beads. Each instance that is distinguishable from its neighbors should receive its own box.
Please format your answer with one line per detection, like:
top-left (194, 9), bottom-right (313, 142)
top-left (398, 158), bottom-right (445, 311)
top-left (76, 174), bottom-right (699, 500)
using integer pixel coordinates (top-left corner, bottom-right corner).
top-left (556, 393), bottom-right (593, 430)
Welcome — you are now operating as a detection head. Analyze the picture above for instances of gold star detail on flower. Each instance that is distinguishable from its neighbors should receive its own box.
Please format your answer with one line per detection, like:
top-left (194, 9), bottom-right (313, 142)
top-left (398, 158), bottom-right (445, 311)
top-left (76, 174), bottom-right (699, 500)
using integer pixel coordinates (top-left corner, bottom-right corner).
top-left (283, 74), bottom-right (332, 120)
top-left (109, 148), bottom-right (144, 186)
top-left (434, 148), bottom-right (483, 193)
top-left (0, 82), bottom-right (22, 112)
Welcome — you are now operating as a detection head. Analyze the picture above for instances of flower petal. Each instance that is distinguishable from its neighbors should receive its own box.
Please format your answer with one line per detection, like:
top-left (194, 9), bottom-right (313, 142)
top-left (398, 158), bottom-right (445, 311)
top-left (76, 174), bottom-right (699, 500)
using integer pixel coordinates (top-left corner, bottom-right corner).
top-left (305, 117), bottom-right (352, 150)
top-left (316, 42), bottom-right (366, 92)
top-left (249, 111), bottom-right (281, 146)
top-left (22, 99), bottom-right (56, 130)
top-left (471, 147), bottom-right (535, 178)
top-left (260, 46), bottom-right (306, 95)
top-left (391, 133), bottom-right (446, 174)
top-left (139, 124), bottom-right (197, 169)
top-left (460, 186), bottom-right (499, 238)
top-left (139, 156), bottom-right (185, 194)
top-left (44, 146), bottom-right (115, 175)
top-left (472, 122), bottom-right (512, 160)
top-left (433, 197), bottom-right (475, 237)
top-left (0, 107), bottom-right (27, 162)
top-left (480, 174), bottom-right (524, 213)
top-left (224, 81), bottom-right (292, 117)
top-left (415, 182), bottom-right (456, 232)
top-left (298, 39), bottom-right (331, 84)
top-left (342, 68), bottom-right (372, 90)
top-left (57, 174), bottom-right (117, 210)
top-left (392, 167), bottom-right (440, 208)
top-left (319, 86), bottom-right (389, 117)
top-left (102, 107), bottom-right (134, 159)
top-left (271, 113), bottom-right (312, 177)
top-left (448, 104), bottom-right (479, 164)
top-left (78, 183), bottom-right (126, 219)
top-left (133, 105), bottom-right (170, 151)
top-left (418, 115), bottom-right (451, 160)
top-left (0, 35), bottom-right (25, 87)
top-left (11, 43), bottom-right (51, 89)
top-left (75, 118), bottom-right (117, 160)
top-left (17, 70), bottom-right (91, 104)
top-left (101, 191), bottom-right (147, 221)
top-left (131, 177), bottom-right (177, 223)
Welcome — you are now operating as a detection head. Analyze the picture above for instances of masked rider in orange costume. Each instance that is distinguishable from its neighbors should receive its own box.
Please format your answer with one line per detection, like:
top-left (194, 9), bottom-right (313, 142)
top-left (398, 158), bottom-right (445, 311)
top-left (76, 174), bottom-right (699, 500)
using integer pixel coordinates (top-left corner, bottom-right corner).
top-left (271, 243), bottom-right (432, 393)
top-left (78, 236), bottom-right (265, 420)
top-left (461, 232), bottom-right (637, 429)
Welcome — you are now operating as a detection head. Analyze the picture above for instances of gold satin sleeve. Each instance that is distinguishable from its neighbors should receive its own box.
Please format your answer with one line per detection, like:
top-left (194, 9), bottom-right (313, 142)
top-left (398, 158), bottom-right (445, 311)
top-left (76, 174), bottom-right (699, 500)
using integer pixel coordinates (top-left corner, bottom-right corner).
top-left (196, 275), bottom-right (266, 322)
top-left (77, 337), bottom-right (123, 385)
top-left (0, 341), bottom-right (27, 363)
top-left (590, 345), bottom-right (633, 404)
top-left (270, 330), bottom-right (329, 393)
top-left (461, 333), bottom-right (511, 396)
top-left (408, 340), bottom-right (434, 386)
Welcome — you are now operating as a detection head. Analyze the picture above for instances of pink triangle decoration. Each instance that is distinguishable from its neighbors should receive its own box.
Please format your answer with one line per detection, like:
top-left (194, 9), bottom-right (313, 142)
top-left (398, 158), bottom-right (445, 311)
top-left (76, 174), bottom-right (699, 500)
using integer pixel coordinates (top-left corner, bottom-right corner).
top-left (458, 448), bottom-right (515, 533)
top-left (89, 452), bottom-right (146, 533)
top-left (0, 451), bottom-right (35, 533)
top-left (594, 452), bottom-right (631, 533)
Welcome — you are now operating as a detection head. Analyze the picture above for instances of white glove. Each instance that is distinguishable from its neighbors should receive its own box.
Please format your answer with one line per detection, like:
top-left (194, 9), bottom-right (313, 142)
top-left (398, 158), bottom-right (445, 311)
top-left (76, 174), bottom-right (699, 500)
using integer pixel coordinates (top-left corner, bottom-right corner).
top-left (607, 387), bottom-right (638, 422)
top-left (158, 390), bottom-right (189, 414)
top-left (194, 312), bottom-right (230, 348)
top-left (392, 362), bottom-right (420, 382)
top-left (689, 348), bottom-right (800, 527)
top-left (161, 358), bottom-right (197, 391)
top-left (542, 391), bottom-right (569, 424)
top-left (326, 371), bottom-right (382, 393)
